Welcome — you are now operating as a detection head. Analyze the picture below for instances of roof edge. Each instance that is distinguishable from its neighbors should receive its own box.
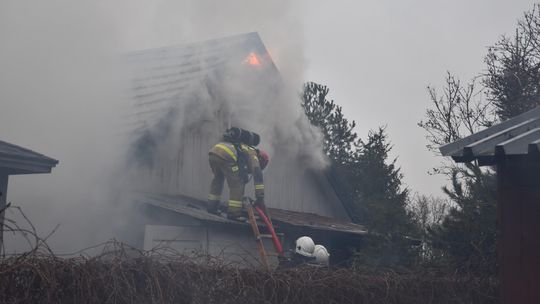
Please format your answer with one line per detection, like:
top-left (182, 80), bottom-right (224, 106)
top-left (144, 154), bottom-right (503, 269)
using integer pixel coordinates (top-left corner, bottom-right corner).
top-left (0, 140), bottom-right (59, 174)
top-left (137, 193), bottom-right (367, 236)
top-left (440, 107), bottom-right (540, 156)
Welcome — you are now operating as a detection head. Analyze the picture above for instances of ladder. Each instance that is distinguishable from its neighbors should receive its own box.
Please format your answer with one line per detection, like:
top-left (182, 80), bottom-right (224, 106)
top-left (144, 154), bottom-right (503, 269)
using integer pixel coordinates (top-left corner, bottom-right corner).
top-left (244, 198), bottom-right (284, 270)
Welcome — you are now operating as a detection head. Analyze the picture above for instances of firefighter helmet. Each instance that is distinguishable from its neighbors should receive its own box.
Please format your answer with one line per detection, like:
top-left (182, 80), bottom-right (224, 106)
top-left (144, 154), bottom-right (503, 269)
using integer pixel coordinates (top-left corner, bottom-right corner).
top-left (313, 244), bottom-right (330, 265)
top-left (295, 236), bottom-right (315, 257)
top-left (257, 149), bottom-right (270, 170)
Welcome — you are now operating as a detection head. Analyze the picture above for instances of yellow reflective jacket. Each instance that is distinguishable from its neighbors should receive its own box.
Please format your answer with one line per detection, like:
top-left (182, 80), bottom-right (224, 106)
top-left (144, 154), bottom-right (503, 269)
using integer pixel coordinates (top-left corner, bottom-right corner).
top-left (209, 142), bottom-right (265, 199)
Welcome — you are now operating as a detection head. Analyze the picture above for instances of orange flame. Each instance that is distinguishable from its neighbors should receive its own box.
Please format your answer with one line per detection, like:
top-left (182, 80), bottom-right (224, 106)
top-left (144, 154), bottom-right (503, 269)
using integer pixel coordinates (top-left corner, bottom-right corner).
top-left (244, 52), bottom-right (261, 66)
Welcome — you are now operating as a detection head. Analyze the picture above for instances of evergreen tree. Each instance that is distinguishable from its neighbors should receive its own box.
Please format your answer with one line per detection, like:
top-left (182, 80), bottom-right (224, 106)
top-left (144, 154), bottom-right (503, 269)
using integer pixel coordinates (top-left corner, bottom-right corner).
top-left (430, 166), bottom-right (497, 274)
top-left (302, 82), bottom-right (414, 268)
top-left (353, 128), bottom-right (410, 236)
top-left (301, 82), bottom-right (358, 164)
top-left (301, 82), bottom-right (361, 220)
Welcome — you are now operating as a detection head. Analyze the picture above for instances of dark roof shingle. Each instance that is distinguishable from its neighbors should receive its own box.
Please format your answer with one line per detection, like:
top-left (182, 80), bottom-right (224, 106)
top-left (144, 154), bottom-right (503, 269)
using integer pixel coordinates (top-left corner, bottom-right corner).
top-left (137, 193), bottom-right (367, 236)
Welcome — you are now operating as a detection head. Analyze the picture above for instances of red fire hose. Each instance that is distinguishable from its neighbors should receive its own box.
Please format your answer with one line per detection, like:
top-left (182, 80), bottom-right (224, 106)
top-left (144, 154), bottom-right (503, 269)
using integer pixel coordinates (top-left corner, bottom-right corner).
top-left (254, 206), bottom-right (283, 255)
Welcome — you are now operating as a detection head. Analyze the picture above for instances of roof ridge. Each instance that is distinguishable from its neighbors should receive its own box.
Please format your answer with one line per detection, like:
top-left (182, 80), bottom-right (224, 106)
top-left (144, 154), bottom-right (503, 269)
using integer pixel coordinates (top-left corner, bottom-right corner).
top-left (127, 32), bottom-right (261, 56)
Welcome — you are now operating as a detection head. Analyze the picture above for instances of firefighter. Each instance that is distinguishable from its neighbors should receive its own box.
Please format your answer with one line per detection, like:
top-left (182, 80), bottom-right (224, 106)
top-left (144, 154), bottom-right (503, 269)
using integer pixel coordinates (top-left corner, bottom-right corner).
top-left (207, 137), bottom-right (270, 221)
top-left (312, 244), bottom-right (330, 266)
top-left (278, 236), bottom-right (316, 268)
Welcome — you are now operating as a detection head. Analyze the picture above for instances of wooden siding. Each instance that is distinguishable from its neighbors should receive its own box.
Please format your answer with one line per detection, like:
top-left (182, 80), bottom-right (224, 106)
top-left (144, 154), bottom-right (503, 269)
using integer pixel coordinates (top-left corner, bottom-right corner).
top-left (135, 119), bottom-right (348, 219)
top-left (144, 223), bottom-right (280, 267)
top-left (127, 33), bottom-right (350, 220)
top-left (0, 172), bottom-right (8, 251)
top-left (497, 156), bottom-right (540, 304)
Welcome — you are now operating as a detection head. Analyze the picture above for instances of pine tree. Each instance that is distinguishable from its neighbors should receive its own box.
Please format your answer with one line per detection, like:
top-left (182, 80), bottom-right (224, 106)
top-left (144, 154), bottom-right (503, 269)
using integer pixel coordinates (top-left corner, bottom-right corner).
top-left (301, 82), bottom-right (360, 220)
top-left (430, 165), bottom-right (497, 274)
top-left (301, 82), bottom-right (358, 165)
top-left (353, 128), bottom-right (410, 235)
top-left (302, 82), bottom-right (414, 268)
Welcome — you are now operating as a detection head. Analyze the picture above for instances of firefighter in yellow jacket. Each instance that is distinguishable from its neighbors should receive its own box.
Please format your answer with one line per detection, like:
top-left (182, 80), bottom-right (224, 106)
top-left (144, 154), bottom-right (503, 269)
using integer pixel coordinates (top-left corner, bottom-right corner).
top-left (207, 140), bottom-right (269, 220)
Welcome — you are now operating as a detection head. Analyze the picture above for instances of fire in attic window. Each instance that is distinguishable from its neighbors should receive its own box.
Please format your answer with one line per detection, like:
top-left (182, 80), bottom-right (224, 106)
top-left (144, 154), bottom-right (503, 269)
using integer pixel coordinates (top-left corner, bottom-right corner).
top-left (243, 52), bottom-right (262, 66)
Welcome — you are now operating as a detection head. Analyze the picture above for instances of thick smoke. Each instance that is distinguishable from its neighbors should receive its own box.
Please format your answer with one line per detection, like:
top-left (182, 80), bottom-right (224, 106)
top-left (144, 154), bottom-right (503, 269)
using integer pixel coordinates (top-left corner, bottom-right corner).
top-left (0, 1), bottom-right (131, 253)
top-left (0, 0), bottom-right (326, 253)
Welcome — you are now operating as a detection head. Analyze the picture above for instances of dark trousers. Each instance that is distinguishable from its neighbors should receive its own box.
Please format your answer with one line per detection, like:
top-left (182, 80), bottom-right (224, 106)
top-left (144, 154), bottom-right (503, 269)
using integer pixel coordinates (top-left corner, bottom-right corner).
top-left (208, 153), bottom-right (245, 216)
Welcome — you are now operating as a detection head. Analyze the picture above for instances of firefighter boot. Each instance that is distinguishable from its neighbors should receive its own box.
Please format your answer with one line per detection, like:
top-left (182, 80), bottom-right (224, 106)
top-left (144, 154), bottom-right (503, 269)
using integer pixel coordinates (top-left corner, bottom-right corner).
top-left (227, 200), bottom-right (246, 221)
top-left (207, 200), bottom-right (220, 215)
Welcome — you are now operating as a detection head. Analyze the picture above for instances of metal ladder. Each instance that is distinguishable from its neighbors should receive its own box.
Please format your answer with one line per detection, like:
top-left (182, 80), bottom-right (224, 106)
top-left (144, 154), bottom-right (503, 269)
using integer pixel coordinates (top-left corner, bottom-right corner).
top-left (244, 198), bottom-right (283, 270)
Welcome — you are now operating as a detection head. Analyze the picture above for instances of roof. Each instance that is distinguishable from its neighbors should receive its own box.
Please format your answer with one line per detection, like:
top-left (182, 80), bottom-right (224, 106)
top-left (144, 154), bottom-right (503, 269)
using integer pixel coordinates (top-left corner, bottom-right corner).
top-left (127, 32), bottom-right (278, 131)
top-left (136, 193), bottom-right (367, 236)
top-left (0, 140), bottom-right (58, 174)
top-left (125, 32), bottom-right (354, 222)
top-left (440, 106), bottom-right (540, 166)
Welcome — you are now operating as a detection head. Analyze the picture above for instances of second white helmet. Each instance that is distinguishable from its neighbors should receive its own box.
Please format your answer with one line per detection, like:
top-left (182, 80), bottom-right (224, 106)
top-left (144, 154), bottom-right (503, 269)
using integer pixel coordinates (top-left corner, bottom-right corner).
top-left (295, 236), bottom-right (315, 257)
top-left (313, 244), bottom-right (330, 265)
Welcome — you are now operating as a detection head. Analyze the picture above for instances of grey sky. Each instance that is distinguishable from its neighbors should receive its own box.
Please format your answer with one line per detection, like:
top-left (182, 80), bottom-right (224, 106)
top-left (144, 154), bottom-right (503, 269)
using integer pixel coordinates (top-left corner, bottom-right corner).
top-left (300, 0), bottom-right (538, 196)
top-left (0, 0), bottom-right (537, 251)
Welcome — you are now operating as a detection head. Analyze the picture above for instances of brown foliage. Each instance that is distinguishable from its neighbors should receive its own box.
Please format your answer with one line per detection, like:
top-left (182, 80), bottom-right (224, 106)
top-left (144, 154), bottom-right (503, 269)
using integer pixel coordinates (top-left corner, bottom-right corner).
top-left (0, 241), bottom-right (499, 304)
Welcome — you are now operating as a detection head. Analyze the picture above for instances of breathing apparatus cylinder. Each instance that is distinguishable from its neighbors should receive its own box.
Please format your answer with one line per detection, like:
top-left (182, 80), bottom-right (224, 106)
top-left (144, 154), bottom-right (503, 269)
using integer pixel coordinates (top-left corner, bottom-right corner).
top-left (223, 127), bottom-right (260, 146)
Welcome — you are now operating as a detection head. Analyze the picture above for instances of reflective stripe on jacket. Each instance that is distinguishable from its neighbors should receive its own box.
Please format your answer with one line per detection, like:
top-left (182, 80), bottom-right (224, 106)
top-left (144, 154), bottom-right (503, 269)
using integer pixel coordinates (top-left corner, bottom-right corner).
top-left (209, 142), bottom-right (265, 200)
top-left (209, 142), bottom-right (238, 163)
top-left (240, 144), bottom-right (264, 200)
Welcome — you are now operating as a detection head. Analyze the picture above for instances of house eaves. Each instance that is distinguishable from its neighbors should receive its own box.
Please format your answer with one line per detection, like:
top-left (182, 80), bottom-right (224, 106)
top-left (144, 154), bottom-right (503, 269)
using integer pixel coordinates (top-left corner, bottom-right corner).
top-left (0, 140), bottom-right (58, 174)
top-left (136, 193), bottom-right (367, 236)
top-left (440, 106), bottom-right (540, 166)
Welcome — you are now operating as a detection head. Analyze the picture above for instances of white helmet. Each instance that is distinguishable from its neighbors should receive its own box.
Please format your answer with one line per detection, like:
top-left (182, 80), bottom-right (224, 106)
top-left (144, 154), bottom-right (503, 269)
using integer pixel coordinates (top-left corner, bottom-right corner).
top-left (295, 236), bottom-right (315, 257)
top-left (313, 244), bottom-right (330, 265)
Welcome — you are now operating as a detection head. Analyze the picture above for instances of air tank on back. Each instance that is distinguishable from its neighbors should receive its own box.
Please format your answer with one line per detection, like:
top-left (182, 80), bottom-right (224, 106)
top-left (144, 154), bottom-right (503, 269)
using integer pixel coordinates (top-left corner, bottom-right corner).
top-left (223, 127), bottom-right (260, 146)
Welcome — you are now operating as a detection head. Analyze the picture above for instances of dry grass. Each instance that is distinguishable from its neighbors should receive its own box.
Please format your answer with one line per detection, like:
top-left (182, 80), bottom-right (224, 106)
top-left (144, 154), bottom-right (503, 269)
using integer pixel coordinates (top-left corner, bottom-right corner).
top-left (0, 205), bottom-right (498, 303)
top-left (0, 241), bottom-right (498, 304)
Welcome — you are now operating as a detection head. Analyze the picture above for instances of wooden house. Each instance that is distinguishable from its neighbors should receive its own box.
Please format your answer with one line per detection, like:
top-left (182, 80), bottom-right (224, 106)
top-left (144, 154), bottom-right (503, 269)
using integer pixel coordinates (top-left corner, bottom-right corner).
top-left (126, 33), bottom-right (366, 265)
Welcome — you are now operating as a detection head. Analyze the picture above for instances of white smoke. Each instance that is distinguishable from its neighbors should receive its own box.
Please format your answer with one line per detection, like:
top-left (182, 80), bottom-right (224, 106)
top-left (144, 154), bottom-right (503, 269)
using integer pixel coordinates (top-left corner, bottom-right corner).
top-left (0, 0), bottom-right (326, 254)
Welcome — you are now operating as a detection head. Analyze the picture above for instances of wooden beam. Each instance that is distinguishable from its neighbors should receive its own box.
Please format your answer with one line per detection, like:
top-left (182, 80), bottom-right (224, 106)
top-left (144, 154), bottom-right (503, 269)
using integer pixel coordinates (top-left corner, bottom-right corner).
top-left (0, 172), bottom-right (8, 254)
top-left (498, 156), bottom-right (540, 304)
